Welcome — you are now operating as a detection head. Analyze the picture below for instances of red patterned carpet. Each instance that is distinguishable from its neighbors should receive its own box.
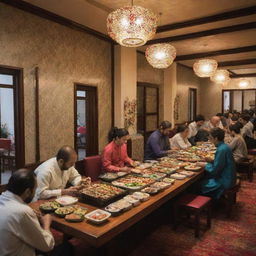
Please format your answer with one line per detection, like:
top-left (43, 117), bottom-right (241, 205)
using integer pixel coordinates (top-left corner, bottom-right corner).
top-left (128, 180), bottom-right (256, 256)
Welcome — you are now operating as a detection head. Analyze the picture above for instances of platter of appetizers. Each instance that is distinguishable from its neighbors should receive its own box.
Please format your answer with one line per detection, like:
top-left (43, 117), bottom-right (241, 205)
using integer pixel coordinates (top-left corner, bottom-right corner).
top-left (39, 201), bottom-right (60, 213)
top-left (85, 209), bottom-right (111, 224)
top-left (55, 206), bottom-right (74, 218)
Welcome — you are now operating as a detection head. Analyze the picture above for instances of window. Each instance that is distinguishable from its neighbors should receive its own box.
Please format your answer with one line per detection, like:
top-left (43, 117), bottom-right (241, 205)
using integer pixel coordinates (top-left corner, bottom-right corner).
top-left (0, 66), bottom-right (24, 184)
top-left (137, 83), bottom-right (159, 143)
top-left (74, 84), bottom-right (98, 161)
top-left (188, 88), bottom-right (197, 121)
top-left (222, 89), bottom-right (256, 112)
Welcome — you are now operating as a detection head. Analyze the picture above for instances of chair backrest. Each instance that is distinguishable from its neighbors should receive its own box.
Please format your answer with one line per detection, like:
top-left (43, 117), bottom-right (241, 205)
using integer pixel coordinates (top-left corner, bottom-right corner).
top-left (0, 138), bottom-right (11, 151)
top-left (83, 155), bottom-right (102, 181)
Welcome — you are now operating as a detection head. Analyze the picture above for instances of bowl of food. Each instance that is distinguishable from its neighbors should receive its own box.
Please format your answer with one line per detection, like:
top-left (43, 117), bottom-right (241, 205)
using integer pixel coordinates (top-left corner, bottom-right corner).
top-left (184, 165), bottom-right (201, 171)
top-left (39, 201), bottom-right (60, 213)
top-left (141, 187), bottom-right (159, 195)
top-left (162, 178), bottom-right (175, 184)
top-left (105, 204), bottom-right (122, 216)
top-left (123, 195), bottom-right (141, 207)
top-left (170, 173), bottom-right (186, 180)
top-left (65, 213), bottom-right (84, 222)
top-left (179, 170), bottom-right (195, 177)
top-left (131, 192), bottom-right (150, 202)
top-left (85, 209), bottom-right (111, 224)
top-left (55, 206), bottom-right (74, 218)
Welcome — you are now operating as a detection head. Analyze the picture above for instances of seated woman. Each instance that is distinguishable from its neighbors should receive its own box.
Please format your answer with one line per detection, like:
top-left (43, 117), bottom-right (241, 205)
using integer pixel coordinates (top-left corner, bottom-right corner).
top-left (102, 127), bottom-right (135, 172)
top-left (201, 128), bottom-right (236, 200)
top-left (170, 125), bottom-right (191, 150)
top-left (228, 123), bottom-right (248, 163)
top-left (144, 121), bottom-right (172, 160)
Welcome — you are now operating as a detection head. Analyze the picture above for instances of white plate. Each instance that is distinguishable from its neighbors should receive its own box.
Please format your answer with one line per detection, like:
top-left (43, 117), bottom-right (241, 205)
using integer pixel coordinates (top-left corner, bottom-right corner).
top-left (184, 166), bottom-right (201, 171)
top-left (170, 174), bottom-right (186, 180)
top-left (55, 196), bottom-right (78, 206)
top-left (85, 209), bottom-right (111, 224)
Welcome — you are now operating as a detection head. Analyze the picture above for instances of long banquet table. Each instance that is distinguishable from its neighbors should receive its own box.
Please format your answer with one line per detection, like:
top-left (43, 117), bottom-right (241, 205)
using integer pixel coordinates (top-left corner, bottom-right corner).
top-left (30, 170), bottom-right (204, 248)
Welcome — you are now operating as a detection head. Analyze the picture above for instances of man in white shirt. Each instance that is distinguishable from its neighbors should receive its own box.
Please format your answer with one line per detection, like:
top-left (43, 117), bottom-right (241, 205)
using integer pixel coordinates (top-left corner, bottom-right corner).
top-left (34, 145), bottom-right (82, 200)
top-left (204, 116), bottom-right (224, 130)
top-left (0, 169), bottom-right (55, 256)
top-left (188, 115), bottom-right (206, 144)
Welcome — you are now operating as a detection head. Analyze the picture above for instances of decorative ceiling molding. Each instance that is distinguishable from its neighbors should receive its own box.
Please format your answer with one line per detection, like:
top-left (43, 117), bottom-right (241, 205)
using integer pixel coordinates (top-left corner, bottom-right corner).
top-left (157, 6), bottom-right (256, 33)
top-left (176, 45), bottom-right (256, 61)
top-left (147, 22), bottom-right (256, 45)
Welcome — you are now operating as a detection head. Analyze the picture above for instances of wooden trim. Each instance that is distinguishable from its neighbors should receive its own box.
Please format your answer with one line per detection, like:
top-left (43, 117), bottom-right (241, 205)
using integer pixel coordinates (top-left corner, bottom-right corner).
top-left (188, 88), bottom-right (197, 121)
top-left (218, 59), bottom-right (256, 67)
top-left (137, 50), bottom-right (145, 55)
top-left (74, 84), bottom-right (99, 156)
top-left (0, 65), bottom-right (25, 169)
top-left (176, 45), bottom-right (256, 61)
top-left (230, 73), bottom-right (256, 78)
top-left (0, 84), bottom-right (14, 89)
top-left (111, 44), bottom-right (115, 127)
top-left (35, 67), bottom-right (40, 162)
top-left (157, 6), bottom-right (256, 33)
top-left (147, 22), bottom-right (256, 45)
top-left (227, 69), bottom-right (237, 75)
top-left (1, 0), bottom-right (113, 43)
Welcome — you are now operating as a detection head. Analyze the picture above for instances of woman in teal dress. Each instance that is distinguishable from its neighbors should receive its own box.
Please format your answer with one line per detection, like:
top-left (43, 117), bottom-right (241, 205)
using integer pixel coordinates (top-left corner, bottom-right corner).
top-left (201, 128), bottom-right (236, 200)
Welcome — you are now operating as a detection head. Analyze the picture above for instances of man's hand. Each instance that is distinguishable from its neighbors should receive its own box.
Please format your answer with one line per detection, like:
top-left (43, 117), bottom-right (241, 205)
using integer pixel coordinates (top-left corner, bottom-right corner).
top-left (61, 187), bottom-right (78, 196)
top-left (39, 214), bottom-right (52, 232)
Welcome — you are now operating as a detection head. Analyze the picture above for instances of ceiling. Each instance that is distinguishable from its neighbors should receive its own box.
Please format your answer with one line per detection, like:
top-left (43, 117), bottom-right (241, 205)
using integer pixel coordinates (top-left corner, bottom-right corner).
top-left (23, 0), bottom-right (256, 76)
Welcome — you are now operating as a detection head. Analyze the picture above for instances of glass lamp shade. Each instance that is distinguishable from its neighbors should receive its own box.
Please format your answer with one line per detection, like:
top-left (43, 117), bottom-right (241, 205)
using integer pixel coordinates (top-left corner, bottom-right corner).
top-left (238, 78), bottom-right (250, 88)
top-left (107, 5), bottom-right (157, 47)
top-left (193, 59), bottom-right (218, 77)
top-left (210, 69), bottom-right (231, 86)
top-left (145, 43), bottom-right (176, 69)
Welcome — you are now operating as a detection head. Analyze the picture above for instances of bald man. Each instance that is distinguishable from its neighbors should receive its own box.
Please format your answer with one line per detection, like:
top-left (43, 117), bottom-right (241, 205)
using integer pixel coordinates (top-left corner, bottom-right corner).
top-left (34, 146), bottom-right (82, 200)
top-left (203, 116), bottom-right (224, 130)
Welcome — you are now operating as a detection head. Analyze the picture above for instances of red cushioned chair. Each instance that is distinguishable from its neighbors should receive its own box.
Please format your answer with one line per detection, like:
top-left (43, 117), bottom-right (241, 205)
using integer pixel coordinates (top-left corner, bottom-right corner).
top-left (83, 155), bottom-right (102, 181)
top-left (173, 194), bottom-right (212, 238)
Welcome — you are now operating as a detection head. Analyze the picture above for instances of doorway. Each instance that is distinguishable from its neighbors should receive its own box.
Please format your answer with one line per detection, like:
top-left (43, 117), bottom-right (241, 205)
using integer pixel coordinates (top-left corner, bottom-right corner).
top-left (74, 84), bottom-right (98, 161)
top-left (188, 88), bottom-right (197, 121)
top-left (0, 66), bottom-right (24, 184)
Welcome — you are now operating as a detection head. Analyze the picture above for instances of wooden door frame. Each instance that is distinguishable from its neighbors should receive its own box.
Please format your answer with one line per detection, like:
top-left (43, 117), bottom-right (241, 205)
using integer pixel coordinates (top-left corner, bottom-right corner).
top-left (0, 65), bottom-right (25, 170)
top-left (188, 88), bottom-right (197, 121)
top-left (74, 83), bottom-right (99, 157)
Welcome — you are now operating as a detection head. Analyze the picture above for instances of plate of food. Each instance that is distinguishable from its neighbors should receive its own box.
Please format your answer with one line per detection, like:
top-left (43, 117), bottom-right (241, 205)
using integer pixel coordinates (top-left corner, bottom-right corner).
top-left (162, 178), bottom-right (175, 184)
top-left (141, 171), bottom-right (166, 180)
top-left (151, 181), bottom-right (171, 190)
top-left (123, 195), bottom-right (141, 207)
top-left (141, 187), bottom-right (159, 195)
top-left (131, 192), bottom-right (150, 202)
top-left (39, 201), bottom-right (60, 213)
top-left (55, 206), bottom-right (74, 218)
top-left (131, 168), bottom-right (142, 174)
top-left (179, 170), bottom-right (195, 177)
top-left (184, 165), bottom-right (202, 171)
top-left (105, 204), bottom-right (122, 216)
top-left (137, 163), bottom-right (153, 170)
top-left (170, 173), bottom-right (186, 180)
top-left (112, 199), bottom-right (133, 211)
top-left (98, 172), bottom-right (118, 182)
top-left (85, 209), bottom-right (111, 224)
top-left (55, 196), bottom-right (78, 206)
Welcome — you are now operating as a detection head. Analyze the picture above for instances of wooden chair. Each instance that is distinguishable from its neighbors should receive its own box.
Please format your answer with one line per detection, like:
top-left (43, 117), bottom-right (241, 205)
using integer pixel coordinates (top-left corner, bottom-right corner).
top-left (0, 138), bottom-right (14, 172)
top-left (222, 178), bottom-right (241, 217)
top-left (173, 194), bottom-right (212, 238)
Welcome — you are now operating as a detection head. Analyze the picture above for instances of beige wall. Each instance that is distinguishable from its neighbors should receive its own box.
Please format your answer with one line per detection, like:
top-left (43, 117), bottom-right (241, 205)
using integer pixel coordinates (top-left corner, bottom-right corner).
top-left (137, 53), bottom-right (164, 122)
top-left (176, 64), bottom-right (201, 123)
top-left (200, 77), bottom-right (256, 119)
top-left (0, 3), bottom-right (112, 164)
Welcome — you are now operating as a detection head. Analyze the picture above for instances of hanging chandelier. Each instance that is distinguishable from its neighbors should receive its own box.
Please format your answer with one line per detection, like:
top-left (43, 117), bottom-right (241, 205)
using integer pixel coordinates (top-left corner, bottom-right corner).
top-left (106, 4), bottom-right (157, 47)
top-left (145, 43), bottom-right (176, 69)
top-left (238, 78), bottom-right (250, 88)
top-left (210, 69), bottom-right (231, 86)
top-left (193, 59), bottom-right (218, 77)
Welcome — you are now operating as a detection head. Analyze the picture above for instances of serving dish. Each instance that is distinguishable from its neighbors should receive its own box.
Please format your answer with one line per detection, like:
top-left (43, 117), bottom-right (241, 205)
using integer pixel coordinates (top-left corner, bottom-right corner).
top-left (55, 206), bottom-right (74, 218)
top-left (170, 173), bottom-right (187, 180)
top-left (65, 213), bottom-right (84, 222)
top-left (151, 181), bottom-right (171, 191)
top-left (85, 209), bottom-right (111, 224)
top-left (55, 196), bottom-right (78, 206)
top-left (112, 175), bottom-right (155, 191)
top-left (39, 201), bottom-right (60, 213)
top-left (131, 192), bottom-right (150, 202)
top-left (162, 178), bottom-right (175, 184)
top-left (80, 183), bottom-right (127, 207)
top-left (141, 187), bottom-right (159, 195)
top-left (123, 195), bottom-right (141, 207)
top-left (184, 165), bottom-right (202, 171)
top-left (179, 170), bottom-right (195, 177)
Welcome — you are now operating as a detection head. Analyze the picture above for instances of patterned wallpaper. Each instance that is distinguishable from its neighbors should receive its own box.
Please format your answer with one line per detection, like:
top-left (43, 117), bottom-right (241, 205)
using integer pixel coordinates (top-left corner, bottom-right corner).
top-left (0, 3), bottom-right (112, 164)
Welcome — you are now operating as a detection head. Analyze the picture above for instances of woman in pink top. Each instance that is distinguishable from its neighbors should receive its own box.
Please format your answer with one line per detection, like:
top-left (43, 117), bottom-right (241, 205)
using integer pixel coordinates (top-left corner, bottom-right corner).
top-left (102, 127), bottom-right (135, 172)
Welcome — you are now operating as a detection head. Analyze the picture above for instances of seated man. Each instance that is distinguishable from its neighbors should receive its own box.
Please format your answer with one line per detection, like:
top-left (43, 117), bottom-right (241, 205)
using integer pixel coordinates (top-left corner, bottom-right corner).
top-left (188, 114), bottom-right (206, 145)
top-left (239, 114), bottom-right (255, 149)
top-left (34, 145), bottom-right (82, 200)
top-left (204, 116), bottom-right (224, 130)
top-left (0, 169), bottom-right (55, 256)
top-left (201, 128), bottom-right (236, 200)
top-left (145, 121), bottom-right (172, 160)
